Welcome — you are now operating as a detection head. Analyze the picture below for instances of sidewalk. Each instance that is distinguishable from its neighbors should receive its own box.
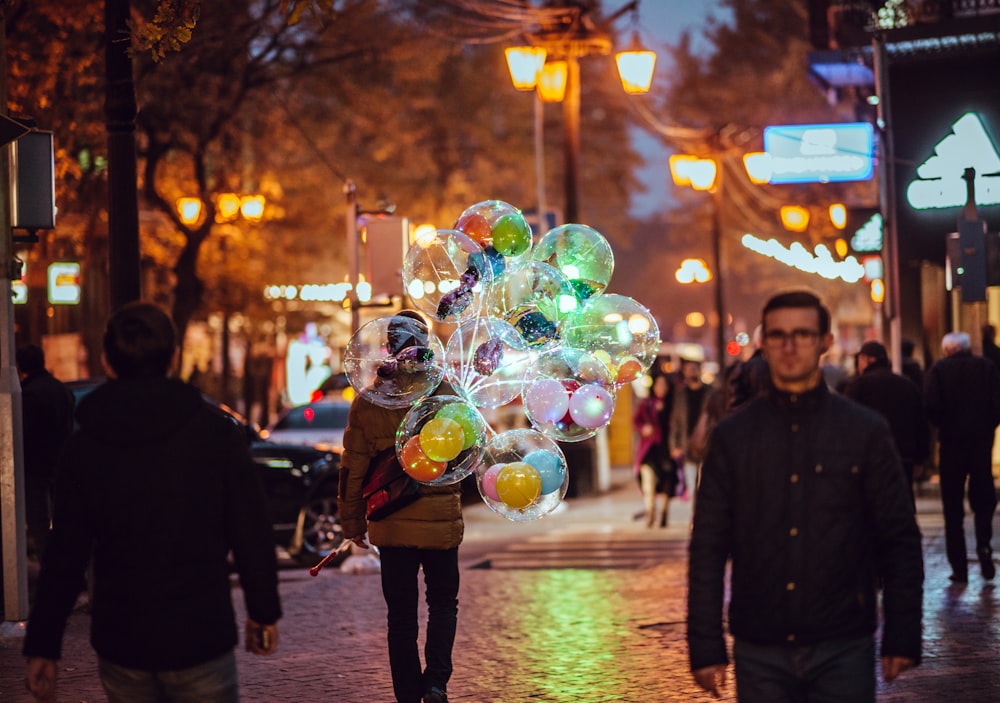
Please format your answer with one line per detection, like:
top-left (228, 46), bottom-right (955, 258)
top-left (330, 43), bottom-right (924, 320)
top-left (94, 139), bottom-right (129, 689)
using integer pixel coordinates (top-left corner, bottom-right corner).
top-left (1, 468), bottom-right (999, 702)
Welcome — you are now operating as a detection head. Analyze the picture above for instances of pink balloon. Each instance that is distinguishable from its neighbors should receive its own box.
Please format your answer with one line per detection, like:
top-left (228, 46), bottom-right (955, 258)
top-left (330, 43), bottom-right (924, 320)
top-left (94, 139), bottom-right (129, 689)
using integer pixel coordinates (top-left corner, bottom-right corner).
top-left (524, 379), bottom-right (569, 423)
top-left (481, 463), bottom-right (505, 502)
top-left (568, 384), bottom-right (614, 430)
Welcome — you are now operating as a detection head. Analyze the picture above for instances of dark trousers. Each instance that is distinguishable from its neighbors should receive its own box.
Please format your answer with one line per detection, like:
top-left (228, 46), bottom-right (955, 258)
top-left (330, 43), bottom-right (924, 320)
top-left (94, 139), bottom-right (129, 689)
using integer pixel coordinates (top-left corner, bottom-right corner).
top-left (24, 473), bottom-right (52, 560)
top-left (379, 546), bottom-right (459, 703)
top-left (939, 440), bottom-right (997, 577)
top-left (733, 634), bottom-right (875, 703)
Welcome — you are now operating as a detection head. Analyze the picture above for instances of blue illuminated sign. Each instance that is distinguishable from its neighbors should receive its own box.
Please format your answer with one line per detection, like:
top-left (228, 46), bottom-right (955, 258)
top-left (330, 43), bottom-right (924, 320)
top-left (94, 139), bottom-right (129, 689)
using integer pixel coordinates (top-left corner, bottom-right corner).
top-left (763, 122), bottom-right (875, 184)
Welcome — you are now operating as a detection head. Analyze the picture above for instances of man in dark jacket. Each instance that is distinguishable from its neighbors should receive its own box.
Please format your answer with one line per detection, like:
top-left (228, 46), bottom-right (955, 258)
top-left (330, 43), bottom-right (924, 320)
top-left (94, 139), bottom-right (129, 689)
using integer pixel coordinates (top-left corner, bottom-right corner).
top-left (24, 302), bottom-right (282, 702)
top-left (845, 340), bottom-right (930, 502)
top-left (15, 344), bottom-right (75, 562)
top-left (687, 290), bottom-right (923, 702)
top-left (925, 331), bottom-right (1000, 583)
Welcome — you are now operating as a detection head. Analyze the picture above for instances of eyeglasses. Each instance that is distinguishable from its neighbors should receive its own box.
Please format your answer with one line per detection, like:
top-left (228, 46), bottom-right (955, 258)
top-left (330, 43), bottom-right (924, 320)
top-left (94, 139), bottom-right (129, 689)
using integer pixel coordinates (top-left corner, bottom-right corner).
top-left (763, 329), bottom-right (821, 347)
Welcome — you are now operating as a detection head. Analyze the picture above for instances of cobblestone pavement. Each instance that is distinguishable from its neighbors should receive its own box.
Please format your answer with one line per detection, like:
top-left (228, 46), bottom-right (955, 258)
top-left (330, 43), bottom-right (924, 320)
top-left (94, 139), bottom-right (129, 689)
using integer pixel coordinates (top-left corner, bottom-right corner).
top-left (2, 473), bottom-right (999, 702)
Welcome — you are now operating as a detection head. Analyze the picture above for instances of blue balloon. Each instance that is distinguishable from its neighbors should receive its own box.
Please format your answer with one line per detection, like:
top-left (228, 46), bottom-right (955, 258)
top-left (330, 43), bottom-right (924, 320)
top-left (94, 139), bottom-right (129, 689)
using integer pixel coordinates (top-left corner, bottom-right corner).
top-left (523, 449), bottom-right (565, 495)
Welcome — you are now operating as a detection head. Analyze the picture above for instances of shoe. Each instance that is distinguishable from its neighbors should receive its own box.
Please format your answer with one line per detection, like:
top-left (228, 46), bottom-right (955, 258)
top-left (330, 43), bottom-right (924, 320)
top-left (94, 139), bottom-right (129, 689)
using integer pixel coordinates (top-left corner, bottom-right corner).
top-left (659, 512), bottom-right (668, 528)
top-left (424, 687), bottom-right (448, 703)
top-left (980, 549), bottom-right (995, 580)
top-left (949, 571), bottom-right (968, 584)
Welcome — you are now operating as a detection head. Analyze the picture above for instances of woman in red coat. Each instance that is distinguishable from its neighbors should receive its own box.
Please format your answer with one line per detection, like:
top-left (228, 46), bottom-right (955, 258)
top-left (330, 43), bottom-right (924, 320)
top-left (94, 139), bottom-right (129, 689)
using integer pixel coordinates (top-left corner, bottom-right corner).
top-left (633, 373), bottom-right (678, 527)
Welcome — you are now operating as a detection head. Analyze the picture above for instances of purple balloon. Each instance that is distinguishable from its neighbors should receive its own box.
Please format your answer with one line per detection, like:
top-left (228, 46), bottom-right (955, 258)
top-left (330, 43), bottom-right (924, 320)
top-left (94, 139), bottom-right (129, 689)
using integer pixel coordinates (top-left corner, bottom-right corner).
top-left (568, 384), bottom-right (614, 430)
top-left (524, 379), bottom-right (569, 423)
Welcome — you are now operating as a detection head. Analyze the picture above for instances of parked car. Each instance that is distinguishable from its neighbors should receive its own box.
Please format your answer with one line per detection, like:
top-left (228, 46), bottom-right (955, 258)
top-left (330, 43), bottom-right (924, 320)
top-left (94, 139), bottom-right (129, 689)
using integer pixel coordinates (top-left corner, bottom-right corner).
top-left (263, 399), bottom-right (352, 455)
top-left (65, 378), bottom-right (346, 568)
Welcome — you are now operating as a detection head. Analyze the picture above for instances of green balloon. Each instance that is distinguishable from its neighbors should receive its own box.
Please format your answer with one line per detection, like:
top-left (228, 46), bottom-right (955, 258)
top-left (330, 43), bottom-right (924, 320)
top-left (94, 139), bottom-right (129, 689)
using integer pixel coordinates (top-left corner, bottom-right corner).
top-left (491, 213), bottom-right (531, 257)
top-left (435, 403), bottom-right (481, 449)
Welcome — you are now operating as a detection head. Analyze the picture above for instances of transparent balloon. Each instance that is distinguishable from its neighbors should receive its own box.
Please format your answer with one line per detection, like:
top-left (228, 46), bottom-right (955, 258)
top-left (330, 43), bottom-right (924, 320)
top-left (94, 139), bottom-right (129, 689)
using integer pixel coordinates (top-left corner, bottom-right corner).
top-left (402, 229), bottom-right (493, 324)
top-left (475, 428), bottom-right (568, 521)
top-left (522, 347), bottom-right (615, 442)
top-left (488, 261), bottom-right (578, 350)
top-left (344, 315), bottom-right (445, 409)
top-left (531, 224), bottom-right (614, 301)
top-left (454, 200), bottom-right (533, 264)
top-left (560, 294), bottom-right (661, 387)
top-left (395, 395), bottom-right (490, 485)
top-left (444, 316), bottom-right (532, 409)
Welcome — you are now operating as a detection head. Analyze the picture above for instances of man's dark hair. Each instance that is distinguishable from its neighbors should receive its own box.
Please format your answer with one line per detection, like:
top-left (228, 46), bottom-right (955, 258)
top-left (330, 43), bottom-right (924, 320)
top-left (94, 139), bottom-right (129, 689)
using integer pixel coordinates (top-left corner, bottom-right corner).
top-left (761, 290), bottom-right (830, 335)
top-left (103, 301), bottom-right (177, 379)
top-left (15, 344), bottom-right (46, 375)
top-left (901, 338), bottom-right (916, 356)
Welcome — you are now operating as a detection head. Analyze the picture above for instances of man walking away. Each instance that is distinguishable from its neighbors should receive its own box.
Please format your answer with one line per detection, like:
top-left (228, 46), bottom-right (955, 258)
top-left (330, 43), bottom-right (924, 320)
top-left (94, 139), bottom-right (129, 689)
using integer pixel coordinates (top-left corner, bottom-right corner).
top-left (845, 340), bottom-right (930, 504)
top-left (925, 331), bottom-right (1000, 583)
top-left (24, 302), bottom-right (281, 702)
top-left (687, 290), bottom-right (922, 702)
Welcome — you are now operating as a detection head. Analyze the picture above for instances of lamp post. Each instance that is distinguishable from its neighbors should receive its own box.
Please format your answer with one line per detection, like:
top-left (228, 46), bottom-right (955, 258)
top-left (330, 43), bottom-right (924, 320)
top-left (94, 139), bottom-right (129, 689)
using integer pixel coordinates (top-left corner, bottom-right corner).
top-left (505, 2), bottom-right (655, 224)
top-left (669, 155), bottom-right (726, 368)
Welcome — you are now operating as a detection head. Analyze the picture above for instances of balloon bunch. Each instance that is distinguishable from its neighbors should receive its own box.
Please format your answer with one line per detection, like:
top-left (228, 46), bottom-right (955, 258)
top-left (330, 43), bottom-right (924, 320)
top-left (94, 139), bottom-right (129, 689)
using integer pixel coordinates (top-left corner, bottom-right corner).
top-left (344, 200), bottom-right (661, 522)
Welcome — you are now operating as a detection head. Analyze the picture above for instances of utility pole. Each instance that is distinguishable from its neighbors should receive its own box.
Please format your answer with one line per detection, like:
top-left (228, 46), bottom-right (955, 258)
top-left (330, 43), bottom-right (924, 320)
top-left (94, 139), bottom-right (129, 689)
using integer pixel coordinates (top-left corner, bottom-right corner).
top-left (0, 4), bottom-right (30, 625)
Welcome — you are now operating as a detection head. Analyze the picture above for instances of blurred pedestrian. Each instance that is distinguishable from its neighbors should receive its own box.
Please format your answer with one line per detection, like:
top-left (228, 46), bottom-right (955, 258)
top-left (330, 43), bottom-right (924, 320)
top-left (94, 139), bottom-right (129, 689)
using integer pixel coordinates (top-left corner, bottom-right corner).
top-left (633, 373), bottom-right (677, 527)
top-left (900, 338), bottom-right (924, 389)
top-left (338, 310), bottom-right (462, 703)
top-left (729, 326), bottom-right (769, 411)
top-left (688, 290), bottom-right (922, 702)
top-left (23, 302), bottom-right (281, 703)
top-left (15, 344), bottom-right (74, 563)
top-left (924, 331), bottom-right (1000, 583)
top-left (670, 358), bottom-right (708, 500)
top-left (845, 340), bottom-right (930, 504)
top-left (982, 324), bottom-right (1000, 370)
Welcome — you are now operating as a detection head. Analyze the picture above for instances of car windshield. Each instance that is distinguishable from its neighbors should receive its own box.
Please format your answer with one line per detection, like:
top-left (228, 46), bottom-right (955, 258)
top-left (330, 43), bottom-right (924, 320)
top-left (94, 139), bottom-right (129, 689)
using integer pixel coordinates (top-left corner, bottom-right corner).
top-left (274, 404), bottom-right (349, 431)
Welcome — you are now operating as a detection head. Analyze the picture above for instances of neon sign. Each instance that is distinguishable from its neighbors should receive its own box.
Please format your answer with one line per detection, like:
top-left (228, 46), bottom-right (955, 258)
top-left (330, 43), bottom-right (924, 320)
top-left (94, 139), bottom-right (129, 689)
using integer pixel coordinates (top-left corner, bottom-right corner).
top-left (906, 112), bottom-right (1000, 210)
top-left (741, 234), bottom-right (865, 283)
top-left (850, 213), bottom-right (883, 253)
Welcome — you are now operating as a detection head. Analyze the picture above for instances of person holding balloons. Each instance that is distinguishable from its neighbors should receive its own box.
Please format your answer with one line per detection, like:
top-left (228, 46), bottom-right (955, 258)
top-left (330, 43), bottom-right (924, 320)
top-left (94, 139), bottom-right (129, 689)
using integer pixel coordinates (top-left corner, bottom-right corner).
top-left (338, 310), bottom-right (463, 703)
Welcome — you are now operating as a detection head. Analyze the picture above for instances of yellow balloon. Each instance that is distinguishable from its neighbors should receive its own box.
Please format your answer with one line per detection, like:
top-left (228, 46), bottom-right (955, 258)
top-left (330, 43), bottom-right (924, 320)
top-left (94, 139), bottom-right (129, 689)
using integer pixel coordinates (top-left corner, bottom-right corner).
top-left (419, 417), bottom-right (465, 462)
top-left (495, 461), bottom-right (542, 509)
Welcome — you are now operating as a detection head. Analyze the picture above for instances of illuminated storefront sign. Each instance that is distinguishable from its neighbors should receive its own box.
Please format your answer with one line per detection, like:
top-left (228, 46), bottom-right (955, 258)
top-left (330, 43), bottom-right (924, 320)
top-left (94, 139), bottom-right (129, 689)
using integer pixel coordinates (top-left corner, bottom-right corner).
top-left (905, 112), bottom-right (1000, 211)
top-left (762, 122), bottom-right (874, 184)
top-left (47, 262), bottom-right (80, 304)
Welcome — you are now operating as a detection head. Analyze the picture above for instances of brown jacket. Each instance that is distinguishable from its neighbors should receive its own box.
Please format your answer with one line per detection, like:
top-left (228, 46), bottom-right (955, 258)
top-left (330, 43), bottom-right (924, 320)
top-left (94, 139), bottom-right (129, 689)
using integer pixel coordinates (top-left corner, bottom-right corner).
top-left (338, 395), bottom-right (463, 549)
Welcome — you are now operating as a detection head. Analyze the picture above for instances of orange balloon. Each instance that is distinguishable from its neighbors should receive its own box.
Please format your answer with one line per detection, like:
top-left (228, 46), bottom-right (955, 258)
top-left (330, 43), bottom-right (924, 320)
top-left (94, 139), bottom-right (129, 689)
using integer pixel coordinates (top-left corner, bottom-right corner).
top-left (454, 212), bottom-right (492, 247)
top-left (616, 356), bottom-right (642, 384)
top-left (400, 435), bottom-right (447, 482)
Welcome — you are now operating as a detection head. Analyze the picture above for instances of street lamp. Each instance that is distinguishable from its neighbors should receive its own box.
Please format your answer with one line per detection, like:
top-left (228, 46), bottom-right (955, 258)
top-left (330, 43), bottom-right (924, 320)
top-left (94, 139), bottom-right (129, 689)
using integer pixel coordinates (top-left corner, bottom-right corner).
top-left (504, 2), bottom-right (656, 224)
top-left (669, 154), bottom-right (726, 368)
top-left (174, 192), bottom-right (266, 405)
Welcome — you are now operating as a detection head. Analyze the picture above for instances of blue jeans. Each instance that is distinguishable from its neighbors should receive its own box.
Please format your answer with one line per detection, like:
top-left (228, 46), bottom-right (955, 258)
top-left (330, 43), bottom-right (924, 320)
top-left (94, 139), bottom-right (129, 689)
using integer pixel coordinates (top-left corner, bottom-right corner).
top-left (733, 634), bottom-right (875, 703)
top-left (379, 546), bottom-right (459, 703)
top-left (98, 651), bottom-right (238, 703)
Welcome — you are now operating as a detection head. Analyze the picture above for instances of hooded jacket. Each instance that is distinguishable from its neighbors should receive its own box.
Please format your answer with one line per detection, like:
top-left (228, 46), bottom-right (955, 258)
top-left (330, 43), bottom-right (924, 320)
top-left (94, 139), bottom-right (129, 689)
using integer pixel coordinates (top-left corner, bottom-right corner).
top-left (338, 395), bottom-right (463, 550)
top-left (23, 378), bottom-right (281, 670)
top-left (687, 383), bottom-right (923, 671)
